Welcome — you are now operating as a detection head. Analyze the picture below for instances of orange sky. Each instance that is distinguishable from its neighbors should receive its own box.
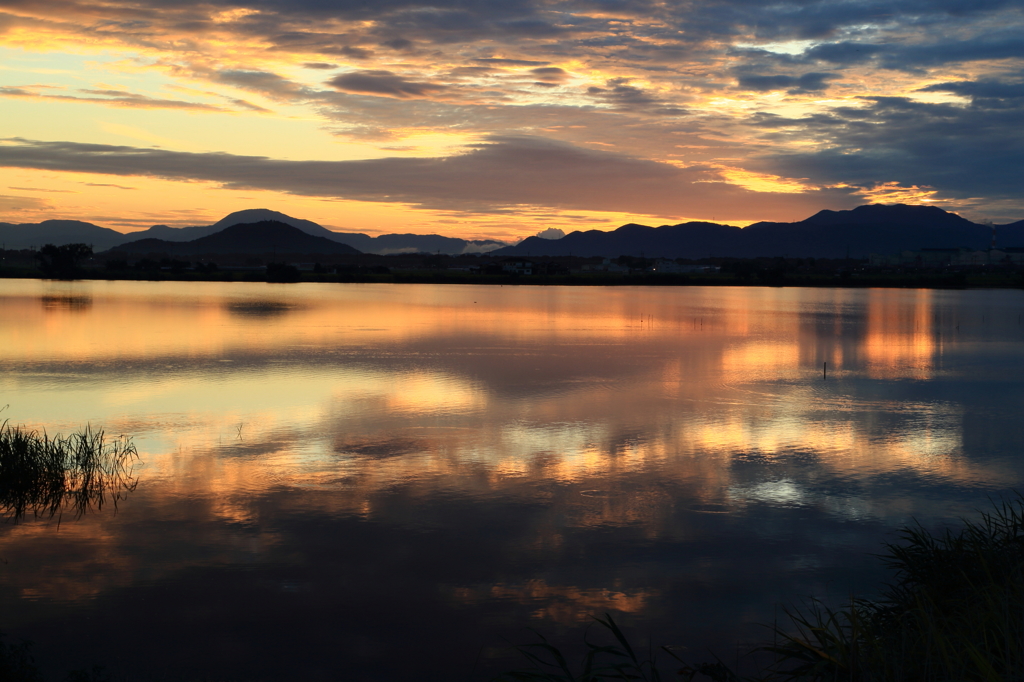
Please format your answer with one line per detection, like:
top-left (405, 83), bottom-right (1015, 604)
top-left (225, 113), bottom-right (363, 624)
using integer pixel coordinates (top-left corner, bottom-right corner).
top-left (1, 0), bottom-right (1022, 240)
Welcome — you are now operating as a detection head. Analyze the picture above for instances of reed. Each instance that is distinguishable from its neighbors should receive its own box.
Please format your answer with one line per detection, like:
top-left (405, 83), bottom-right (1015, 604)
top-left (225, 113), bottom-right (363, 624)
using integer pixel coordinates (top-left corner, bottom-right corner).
top-left (762, 495), bottom-right (1024, 681)
top-left (0, 420), bottom-right (139, 521)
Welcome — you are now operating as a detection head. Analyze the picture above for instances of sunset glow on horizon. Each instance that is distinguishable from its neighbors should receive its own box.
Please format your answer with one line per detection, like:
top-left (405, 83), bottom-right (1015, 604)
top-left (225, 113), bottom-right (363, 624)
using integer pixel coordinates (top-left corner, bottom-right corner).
top-left (1, 0), bottom-right (1022, 240)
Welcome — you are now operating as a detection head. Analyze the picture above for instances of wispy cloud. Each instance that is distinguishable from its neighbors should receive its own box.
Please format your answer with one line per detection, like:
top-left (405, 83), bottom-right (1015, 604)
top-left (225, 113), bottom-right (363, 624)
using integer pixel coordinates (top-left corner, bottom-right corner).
top-left (0, 85), bottom-right (227, 110)
top-left (326, 70), bottom-right (448, 98)
top-left (0, 137), bottom-right (857, 220)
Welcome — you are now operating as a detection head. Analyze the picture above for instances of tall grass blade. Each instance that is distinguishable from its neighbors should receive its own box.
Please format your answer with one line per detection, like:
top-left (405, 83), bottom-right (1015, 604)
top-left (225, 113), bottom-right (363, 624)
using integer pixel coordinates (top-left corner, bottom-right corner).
top-left (0, 420), bottom-right (139, 521)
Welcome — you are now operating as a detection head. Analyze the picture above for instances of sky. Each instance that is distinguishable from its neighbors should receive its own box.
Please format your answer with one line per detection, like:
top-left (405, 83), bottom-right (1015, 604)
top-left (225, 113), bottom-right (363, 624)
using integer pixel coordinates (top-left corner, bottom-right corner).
top-left (0, 0), bottom-right (1022, 241)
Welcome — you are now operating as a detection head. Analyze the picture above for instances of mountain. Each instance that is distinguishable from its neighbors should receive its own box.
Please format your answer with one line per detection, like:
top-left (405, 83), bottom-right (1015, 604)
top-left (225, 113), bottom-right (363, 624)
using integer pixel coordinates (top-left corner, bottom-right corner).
top-left (0, 220), bottom-right (128, 251)
top-left (107, 221), bottom-right (362, 256)
top-left (332, 232), bottom-right (506, 255)
top-left (501, 222), bottom-right (743, 259)
top-left (494, 204), bottom-right (1024, 259)
top-left (8, 204), bottom-right (1024, 259)
top-left (16, 208), bottom-right (507, 255)
top-left (114, 208), bottom-right (336, 243)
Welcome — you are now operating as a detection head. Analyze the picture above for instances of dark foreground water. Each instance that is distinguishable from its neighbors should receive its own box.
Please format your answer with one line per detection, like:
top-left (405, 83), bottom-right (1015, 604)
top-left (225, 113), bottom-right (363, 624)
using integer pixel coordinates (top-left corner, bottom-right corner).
top-left (1, 280), bottom-right (1023, 681)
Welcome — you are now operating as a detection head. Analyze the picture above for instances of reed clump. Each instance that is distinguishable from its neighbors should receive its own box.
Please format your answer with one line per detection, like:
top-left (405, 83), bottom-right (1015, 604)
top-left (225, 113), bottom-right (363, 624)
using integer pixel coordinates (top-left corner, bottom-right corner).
top-left (762, 496), bottom-right (1024, 682)
top-left (500, 495), bottom-right (1024, 682)
top-left (0, 420), bottom-right (139, 521)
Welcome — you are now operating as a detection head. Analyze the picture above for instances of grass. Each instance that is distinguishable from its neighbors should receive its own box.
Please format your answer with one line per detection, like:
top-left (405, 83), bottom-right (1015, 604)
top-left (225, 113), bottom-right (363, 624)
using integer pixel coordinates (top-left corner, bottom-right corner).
top-left (499, 495), bottom-right (1024, 682)
top-left (0, 419), bottom-right (139, 522)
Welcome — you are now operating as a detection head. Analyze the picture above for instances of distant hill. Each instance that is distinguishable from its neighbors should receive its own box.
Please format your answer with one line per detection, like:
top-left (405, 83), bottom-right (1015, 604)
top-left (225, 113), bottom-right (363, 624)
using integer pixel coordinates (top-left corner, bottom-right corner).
top-left (106, 220), bottom-right (362, 256)
top-left (7, 208), bottom-right (507, 255)
top-left (494, 204), bottom-right (1024, 259)
top-left (0, 220), bottom-right (127, 251)
top-left (7, 204), bottom-right (1024, 258)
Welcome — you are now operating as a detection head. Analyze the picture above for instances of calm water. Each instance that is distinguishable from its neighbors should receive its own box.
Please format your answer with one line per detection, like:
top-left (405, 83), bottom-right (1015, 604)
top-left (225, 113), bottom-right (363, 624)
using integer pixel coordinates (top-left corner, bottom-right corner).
top-left (2, 280), bottom-right (1024, 681)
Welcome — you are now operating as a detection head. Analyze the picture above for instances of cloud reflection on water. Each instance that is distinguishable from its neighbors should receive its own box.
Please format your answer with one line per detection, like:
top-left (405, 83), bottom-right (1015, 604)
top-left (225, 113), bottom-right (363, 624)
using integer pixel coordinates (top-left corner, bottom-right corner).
top-left (1, 280), bottom-right (1023, 680)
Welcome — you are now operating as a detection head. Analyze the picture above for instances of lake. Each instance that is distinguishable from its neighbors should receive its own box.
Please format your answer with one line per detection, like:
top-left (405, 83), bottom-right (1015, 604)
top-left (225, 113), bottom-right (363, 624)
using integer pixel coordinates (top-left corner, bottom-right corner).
top-left (1, 279), bottom-right (1023, 681)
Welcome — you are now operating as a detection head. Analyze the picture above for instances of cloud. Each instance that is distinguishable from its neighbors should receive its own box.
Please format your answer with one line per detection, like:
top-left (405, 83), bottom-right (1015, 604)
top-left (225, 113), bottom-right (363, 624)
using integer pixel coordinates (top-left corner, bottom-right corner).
top-left (736, 72), bottom-right (838, 94)
top-left (224, 97), bottom-right (273, 113)
top-left (530, 67), bottom-right (568, 83)
top-left (84, 182), bottom-right (136, 189)
top-left (475, 58), bottom-right (549, 66)
top-left (212, 70), bottom-right (310, 101)
top-left (326, 70), bottom-right (447, 98)
top-left (751, 95), bottom-right (1024, 200)
top-left (802, 42), bottom-right (884, 65)
top-left (586, 78), bottom-right (687, 115)
top-left (918, 77), bottom-right (1024, 101)
top-left (0, 136), bottom-right (856, 220)
top-left (3, 0), bottom-right (1024, 225)
top-left (533, 227), bottom-right (565, 240)
top-left (0, 85), bottom-right (226, 111)
top-left (0, 194), bottom-right (51, 213)
top-left (795, 34), bottom-right (1024, 72)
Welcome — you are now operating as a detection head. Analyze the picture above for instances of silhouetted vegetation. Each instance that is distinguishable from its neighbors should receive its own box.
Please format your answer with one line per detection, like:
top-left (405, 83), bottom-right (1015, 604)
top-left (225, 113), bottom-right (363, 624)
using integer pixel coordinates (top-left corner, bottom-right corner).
top-left (34, 244), bottom-right (92, 279)
top-left (500, 495), bottom-right (1024, 681)
top-left (4, 244), bottom-right (1024, 288)
top-left (0, 419), bottom-right (139, 522)
top-left (0, 633), bottom-right (117, 682)
top-left (0, 634), bottom-right (44, 682)
top-left (265, 262), bottom-right (300, 282)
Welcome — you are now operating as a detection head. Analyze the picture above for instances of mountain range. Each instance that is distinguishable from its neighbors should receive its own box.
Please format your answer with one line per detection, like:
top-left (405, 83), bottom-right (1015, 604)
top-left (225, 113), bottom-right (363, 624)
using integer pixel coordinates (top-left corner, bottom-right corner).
top-left (2, 204), bottom-right (1023, 260)
top-left (106, 220), bottom-right (362, 256)
top-left (0, 209), bottom-right (507, 255)
top-left (494, 205), bottom-right (1024, 259)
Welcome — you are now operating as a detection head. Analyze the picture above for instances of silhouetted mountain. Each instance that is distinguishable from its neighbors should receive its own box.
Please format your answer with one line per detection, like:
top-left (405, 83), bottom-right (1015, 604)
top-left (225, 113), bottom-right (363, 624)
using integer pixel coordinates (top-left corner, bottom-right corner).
top-left (501, 222), bottom-right (742, 259)
top-left (9, 205), bottom-right (1024, 259)
top-left (119, 223), bottom-right (217, 242)
top-left (107, 221), bottom-right (362, 256)
top-left (494, 204), bottom-right (1024, 259)
top-left (112, 208), bottom-right (506, 254)
top-left (0, 220), bottom-right (127, 250)
top-left (333, 232), bottom-right (506, 255)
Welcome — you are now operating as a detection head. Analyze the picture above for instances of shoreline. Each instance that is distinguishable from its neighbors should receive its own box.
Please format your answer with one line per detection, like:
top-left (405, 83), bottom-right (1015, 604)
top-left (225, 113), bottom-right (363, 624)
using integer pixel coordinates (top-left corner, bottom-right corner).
top-left (2, 268), bottom-right (1021, 290)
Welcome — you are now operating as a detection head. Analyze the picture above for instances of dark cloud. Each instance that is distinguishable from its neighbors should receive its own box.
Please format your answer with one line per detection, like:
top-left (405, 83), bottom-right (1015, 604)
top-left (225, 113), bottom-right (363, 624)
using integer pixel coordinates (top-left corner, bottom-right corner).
top-left (326, 70), bottom-right (447, 98)
top-left (530, 66), bottom-right (568, 83)
top-left (212, 69), bottom-right (310, 100)
top-left (752, 95), bottom-right (1024, 200)
top-left (224, 97), bottom-right (272, 113)
top-left (474, 58), bottom-right (549, 66)
top-left (301, 62), bottom-right (338, 69)
top-left (336, 45), bottom-right (372, 59)
top-left (586, 78), bottom-right (687, 115)
top-left (877, 34), bottom-right (1024, 71)
top-left (0, 136), bottom-right (855, 219)
top-left (381, 37), bottom-right (412, 50)
top-left (792, 34), bottom-right (1024, 72)
top-left (736, 72), bottom-right (838, 94)
top-left (919, 78), bottom-right (1024, 100)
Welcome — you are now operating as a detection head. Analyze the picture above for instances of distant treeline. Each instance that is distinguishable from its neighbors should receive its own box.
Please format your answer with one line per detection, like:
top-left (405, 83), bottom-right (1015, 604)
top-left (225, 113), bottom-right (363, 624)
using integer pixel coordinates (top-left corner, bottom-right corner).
top-left (3, 245), bottom-right (1024, 289)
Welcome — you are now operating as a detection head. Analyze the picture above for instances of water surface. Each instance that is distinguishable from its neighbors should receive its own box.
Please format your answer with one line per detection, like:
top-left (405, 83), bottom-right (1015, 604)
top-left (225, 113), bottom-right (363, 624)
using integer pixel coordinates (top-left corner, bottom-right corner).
top-left (2, 280), bottom-right (1023, 680)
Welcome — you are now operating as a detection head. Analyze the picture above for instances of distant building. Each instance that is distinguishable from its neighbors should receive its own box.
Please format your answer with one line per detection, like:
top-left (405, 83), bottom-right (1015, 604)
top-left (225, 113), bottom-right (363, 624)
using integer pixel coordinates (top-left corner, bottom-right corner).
top-left (648, 259), bottom-right (720, 274)
top-left (870, 247), bottom-right (1024, 267)
top-left (580, 258), bottom-right (629, 273)
top-left (502, 261), bottom-right (533, 275)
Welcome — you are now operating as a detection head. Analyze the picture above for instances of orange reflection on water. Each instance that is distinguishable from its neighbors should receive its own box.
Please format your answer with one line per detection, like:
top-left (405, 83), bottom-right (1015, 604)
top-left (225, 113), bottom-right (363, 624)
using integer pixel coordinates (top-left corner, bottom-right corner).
top-left (473, 579), bottom-right (655, 623)
top-left (1, 280), bottom-right (1007, 545)
top-left (862, 288), bottom-right (938, 379)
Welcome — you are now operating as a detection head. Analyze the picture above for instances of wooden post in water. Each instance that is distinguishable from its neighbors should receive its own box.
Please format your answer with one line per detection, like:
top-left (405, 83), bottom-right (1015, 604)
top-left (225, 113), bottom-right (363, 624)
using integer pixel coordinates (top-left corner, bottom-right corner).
top-left (823, 361), bottom-right (827, 380)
